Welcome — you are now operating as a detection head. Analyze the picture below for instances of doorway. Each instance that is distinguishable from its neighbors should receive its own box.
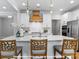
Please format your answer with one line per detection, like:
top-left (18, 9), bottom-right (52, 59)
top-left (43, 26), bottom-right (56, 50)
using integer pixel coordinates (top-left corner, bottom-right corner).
top-left (52, 20), bottom-right (61, 35)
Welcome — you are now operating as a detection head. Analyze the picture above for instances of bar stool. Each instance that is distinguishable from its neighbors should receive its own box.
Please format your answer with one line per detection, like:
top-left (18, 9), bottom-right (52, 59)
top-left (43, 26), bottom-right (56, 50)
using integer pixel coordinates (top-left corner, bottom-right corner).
top-left (54, 39), bottom-right (78, 59)
top-left (30, 39), bottom-right (48, 59)
top-left (0, 40), bottom-right (22, 59)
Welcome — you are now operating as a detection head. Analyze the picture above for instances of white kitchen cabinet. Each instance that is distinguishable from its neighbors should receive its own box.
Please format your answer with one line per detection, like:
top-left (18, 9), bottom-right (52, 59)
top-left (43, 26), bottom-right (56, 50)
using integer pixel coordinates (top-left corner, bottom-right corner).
top-left (43, 14), bottom-right (51, 27)
top-left (20, 13), bottom-right (29, 27)
top-left (43, 14), bottom-right (52, 34)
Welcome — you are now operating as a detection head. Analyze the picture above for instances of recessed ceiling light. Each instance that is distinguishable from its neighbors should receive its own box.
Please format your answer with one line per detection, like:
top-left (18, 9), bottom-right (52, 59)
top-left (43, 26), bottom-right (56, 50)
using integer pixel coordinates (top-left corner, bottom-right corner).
top-left (8, 16), bottom-right (12, 18)
top-left (36, 3), bottom-right (40, 7)
top-left (22, 3), bottom-right (26, 6)
top-left (27, 10), bottom-right (29, 13)
top-left (60, 9), bottom-right (63, 11)
top-left (50, 4), bottom-right (53, 7)
top-left (70, 0), bottom-right (74, 4)
top-left (50, 11), bottom-right (53, 14)
top-left (2, 6), bottom-right (7, 9)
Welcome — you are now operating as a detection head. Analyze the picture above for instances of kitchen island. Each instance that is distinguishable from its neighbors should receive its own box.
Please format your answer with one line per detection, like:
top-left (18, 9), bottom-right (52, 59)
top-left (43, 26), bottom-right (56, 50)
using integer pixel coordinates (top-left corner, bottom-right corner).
top-left (1, 35), bottom-right (74, 59)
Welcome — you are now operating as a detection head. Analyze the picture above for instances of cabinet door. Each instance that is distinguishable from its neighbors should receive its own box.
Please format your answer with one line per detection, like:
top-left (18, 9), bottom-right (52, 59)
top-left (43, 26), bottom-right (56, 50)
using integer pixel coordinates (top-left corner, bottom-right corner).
top-left (43, 14), bottom-right (51, 27)
top-left (20, 13), bottom-right (29, 27)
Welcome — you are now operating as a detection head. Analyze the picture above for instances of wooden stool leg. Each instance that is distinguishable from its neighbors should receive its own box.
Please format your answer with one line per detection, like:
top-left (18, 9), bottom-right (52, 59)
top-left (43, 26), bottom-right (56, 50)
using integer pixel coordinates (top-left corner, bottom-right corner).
top-left (54, 48), bottom-right (56, 59)
top-left (62, 57), bottom-right (64, 59)
top-left (74, 54), bottom-right (76, 59)
top-left (61, 54), bottom-right (64, 59)
top-left (73, 51), bottom-right (76, 59)
top-left (31, 57), bottom-right (32, 59)
top-left (46, 56), bottom-right (47, 59)
top-left (21, 49), bottom-right (22, 59)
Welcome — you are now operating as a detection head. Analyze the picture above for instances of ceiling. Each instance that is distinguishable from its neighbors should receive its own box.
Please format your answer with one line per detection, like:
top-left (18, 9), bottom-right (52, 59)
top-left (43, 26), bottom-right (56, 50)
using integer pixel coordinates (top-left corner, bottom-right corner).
top-left (0, 0), bottom-right (16, 12)
top-left (0, 0), bottom-right (79, 14)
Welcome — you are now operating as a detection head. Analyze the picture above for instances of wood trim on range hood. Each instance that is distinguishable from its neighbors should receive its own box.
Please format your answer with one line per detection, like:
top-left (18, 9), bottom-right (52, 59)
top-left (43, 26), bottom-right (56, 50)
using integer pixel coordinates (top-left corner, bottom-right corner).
top-left (30, 10), bottom-right (43, 22)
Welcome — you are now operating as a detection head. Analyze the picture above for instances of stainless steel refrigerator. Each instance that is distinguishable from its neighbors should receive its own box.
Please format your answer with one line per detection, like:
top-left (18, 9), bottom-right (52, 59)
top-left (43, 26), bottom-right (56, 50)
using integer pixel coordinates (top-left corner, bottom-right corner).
top-left (67, 20), bottom-right (79, 39)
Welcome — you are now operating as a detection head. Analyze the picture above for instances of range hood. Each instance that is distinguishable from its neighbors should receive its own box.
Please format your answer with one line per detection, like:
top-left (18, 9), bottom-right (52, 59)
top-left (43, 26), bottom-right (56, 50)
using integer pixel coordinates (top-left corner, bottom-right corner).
top-left (30, 10), bottom-right (43, 22)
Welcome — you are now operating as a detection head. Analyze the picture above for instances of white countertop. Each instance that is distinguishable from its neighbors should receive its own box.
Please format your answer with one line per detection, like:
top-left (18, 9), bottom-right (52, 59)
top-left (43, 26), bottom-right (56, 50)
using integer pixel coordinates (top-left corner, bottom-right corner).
top-left (1, 35), bottom-right (74, 42)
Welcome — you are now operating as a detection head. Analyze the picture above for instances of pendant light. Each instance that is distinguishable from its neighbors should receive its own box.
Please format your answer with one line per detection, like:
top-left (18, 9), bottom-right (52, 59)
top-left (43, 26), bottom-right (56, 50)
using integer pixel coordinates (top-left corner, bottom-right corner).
top-left (50, 0), bottom-right (53, 14)
top-left (26, 0), bottom-right (29, 13)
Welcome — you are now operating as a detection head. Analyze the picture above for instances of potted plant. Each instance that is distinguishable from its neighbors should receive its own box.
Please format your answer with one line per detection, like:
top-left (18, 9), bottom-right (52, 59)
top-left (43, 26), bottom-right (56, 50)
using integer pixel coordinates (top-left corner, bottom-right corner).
top-left (44, 28), bottom-right (48, 33)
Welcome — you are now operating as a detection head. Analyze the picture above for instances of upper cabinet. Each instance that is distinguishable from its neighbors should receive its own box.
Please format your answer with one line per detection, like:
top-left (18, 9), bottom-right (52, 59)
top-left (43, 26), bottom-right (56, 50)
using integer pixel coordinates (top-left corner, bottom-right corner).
top-left (30, 10), bottom-right (43, 22)
top-left (20, 13), bottom-right (29, 27)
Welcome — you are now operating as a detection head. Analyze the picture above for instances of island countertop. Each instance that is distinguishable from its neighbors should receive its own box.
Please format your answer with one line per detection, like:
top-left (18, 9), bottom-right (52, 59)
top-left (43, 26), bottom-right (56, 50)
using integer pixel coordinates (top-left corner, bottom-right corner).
top-left (0, 35), bottom-right (74, 42)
